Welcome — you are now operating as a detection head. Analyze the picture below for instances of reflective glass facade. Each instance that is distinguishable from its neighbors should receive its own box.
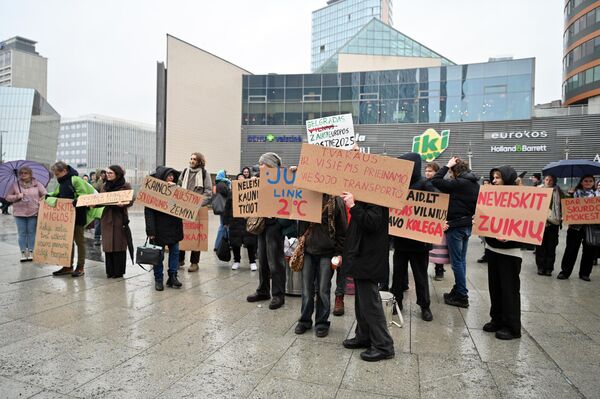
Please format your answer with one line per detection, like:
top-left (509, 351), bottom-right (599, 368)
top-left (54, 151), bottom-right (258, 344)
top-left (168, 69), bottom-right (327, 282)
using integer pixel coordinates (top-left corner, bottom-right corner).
top-left (319, 18), bottom-right (454, 73)
top-left (0, 86), bottom-right (60, 166)
top-left (312, 0), bottom-right (393, 72)
top-left (242, 58), bottom-right (534, 126)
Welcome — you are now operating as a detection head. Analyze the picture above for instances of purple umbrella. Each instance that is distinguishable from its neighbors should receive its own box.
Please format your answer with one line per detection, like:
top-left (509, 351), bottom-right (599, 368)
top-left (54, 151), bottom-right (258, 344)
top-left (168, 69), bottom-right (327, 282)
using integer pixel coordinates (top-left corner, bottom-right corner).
top-left (0, 160), bottom-right (51, 198)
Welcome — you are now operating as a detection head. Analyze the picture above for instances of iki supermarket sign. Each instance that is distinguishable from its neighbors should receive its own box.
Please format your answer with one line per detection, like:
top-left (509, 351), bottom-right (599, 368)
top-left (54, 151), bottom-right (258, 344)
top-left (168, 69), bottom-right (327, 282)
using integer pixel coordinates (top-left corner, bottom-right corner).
top-left (412, 128), bottom-right (450, 162)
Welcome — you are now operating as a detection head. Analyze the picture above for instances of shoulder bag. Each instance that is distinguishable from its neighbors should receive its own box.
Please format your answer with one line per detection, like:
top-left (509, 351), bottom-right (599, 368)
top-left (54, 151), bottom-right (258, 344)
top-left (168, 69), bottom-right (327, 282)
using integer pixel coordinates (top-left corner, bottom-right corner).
top-left (584, 224), bottom-right (600, 247)
top-left (246, 217), bottom-right (266, 235)
top-left (136, 238), bottom-right (163, 271)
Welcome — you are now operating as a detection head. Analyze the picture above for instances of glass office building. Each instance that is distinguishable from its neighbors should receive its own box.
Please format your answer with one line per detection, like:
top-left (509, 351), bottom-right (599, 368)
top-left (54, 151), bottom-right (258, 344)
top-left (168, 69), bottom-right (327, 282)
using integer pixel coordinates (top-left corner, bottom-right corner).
top-left (242, 58), bottom-right (534, 126)
top-left (312, 0), bottom-right (393, 72)
top-left (0, 86), bottom-right (60, 166)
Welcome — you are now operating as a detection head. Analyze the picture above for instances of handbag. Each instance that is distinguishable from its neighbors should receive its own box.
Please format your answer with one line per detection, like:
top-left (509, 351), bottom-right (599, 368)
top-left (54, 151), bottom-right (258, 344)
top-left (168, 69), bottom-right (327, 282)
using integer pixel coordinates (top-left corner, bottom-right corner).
top-left (584, 224), bottom-right (600, 247)
top-left (136, 238), bottom-right (163, 271)
top-left (246, 217), bottom-right (266, 235)
top-left (216, 229), bottom-right (232, 262)
top-left (211, 193), bottom-right (226, 215)
top-left (289, 226), bottom-right (311, 272)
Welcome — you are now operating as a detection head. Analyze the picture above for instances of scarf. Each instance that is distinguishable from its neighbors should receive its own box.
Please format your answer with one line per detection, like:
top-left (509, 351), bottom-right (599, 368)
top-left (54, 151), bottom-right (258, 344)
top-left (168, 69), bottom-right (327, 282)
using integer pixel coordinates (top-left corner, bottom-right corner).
top-left (181, 167), bottom-right (204, 190)
top-left (575, 188), bottom-right (597, 198)
top-left (547, 185), bottom-right (562, 225)
top-left (104, 166), bottom-right (126, 192)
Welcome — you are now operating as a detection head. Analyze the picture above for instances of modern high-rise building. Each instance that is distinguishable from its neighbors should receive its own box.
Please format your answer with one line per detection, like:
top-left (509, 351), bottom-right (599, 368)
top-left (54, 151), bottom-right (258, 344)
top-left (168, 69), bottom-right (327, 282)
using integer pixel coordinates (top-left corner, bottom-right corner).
top-left (57, 115), bottom-right (156, 186)
top-left (562, 0), bottom-right (600, 107)
top-left (311, 0), bottom-right (393, 72)
top-left (0, 36), bottom-right (48, 99)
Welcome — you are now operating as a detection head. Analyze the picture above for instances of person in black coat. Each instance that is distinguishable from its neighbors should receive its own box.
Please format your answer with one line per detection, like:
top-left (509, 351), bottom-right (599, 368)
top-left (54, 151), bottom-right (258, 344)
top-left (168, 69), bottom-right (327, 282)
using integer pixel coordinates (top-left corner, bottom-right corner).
top-left (484, 165), bottom-right (523, 340)
top-left (391, 152), bottom-right (435, 322)
top-left (341, 192), bottom-right (395, 362)
top-left (431, 157), bottom-right (479, 308)
top-left (223, 173), bottom-right (258, 271)
top-left (144, 166), bottom-right (184, 291)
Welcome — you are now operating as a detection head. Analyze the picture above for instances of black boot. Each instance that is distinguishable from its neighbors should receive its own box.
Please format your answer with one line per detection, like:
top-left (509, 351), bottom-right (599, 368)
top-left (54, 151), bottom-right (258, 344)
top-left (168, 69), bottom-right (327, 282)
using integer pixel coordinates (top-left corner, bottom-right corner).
top-left (155, 280), bottom-right (164, 291)
top-left (166, 272), bottom-right (182, 288)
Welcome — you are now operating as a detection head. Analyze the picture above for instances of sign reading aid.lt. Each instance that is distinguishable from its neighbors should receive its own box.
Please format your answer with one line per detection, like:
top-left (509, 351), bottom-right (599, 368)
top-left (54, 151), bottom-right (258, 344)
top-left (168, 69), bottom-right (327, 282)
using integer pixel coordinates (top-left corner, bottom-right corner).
top-left (412, 129), bottom-right (450, 162)
top-left (306, 113), bottom-right (355, 149)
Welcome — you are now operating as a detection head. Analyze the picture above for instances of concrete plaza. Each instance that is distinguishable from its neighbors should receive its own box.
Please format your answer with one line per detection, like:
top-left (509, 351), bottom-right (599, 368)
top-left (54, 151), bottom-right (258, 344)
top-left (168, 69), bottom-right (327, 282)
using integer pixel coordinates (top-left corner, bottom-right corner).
top-left (0, 212), bottom-right (599, 398)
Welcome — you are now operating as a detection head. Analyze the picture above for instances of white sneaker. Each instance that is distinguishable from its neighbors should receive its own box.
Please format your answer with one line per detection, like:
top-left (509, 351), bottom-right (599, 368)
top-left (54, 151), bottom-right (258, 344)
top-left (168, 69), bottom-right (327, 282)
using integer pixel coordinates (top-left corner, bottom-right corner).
top-left (26, 249), bottom-right (33, 261)
top-left (250, 263), bottom-right (257, 271)
top-left (20, 251), bottom-right (27, 262)
top-left (231, 262), bottom-right (240, 270)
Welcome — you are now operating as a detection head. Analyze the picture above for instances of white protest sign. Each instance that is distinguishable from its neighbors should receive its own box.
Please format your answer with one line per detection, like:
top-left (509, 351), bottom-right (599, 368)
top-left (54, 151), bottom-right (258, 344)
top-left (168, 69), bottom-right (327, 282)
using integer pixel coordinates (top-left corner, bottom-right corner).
top-left (306, 113), bottom-right (355, 149)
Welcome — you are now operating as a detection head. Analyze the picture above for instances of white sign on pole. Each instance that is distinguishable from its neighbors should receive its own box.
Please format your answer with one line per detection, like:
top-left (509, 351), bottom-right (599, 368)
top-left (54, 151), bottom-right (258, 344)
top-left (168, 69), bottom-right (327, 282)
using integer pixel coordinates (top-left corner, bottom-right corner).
top-left (306, 113), bottom-right (355, 149)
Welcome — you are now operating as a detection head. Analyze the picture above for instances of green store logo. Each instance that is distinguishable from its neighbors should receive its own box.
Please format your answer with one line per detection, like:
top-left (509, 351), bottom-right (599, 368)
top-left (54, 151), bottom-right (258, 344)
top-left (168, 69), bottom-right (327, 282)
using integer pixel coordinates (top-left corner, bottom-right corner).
top-left (412, 128), bottom-right (450, 162)
top-left (266, 134), bottom-right (275, 142)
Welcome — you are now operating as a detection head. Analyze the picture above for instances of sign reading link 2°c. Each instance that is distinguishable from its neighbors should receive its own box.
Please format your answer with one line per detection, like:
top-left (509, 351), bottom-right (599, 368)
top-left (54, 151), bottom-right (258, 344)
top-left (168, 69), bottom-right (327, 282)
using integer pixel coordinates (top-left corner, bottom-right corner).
top-left (257, 167), bottom-right (323, 223)
top-left (412, 128), bottom-right (450, 162)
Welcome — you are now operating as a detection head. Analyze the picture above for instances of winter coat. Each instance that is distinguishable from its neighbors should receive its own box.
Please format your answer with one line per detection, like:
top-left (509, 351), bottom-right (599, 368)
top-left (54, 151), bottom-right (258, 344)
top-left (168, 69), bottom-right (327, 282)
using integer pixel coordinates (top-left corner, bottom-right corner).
top-left (223, 190), bottom-right (257, 248)
top-left (431, 165), bottom-right (479, 227)
top-left (393, 152), bottom-right (435, 253)
top-left (343, 201), bottom-right (390, 283)
top-left (92, 169), bottom-right (105, 192)
top-left (100, 182), bottom-right (133, 253)
top-left (179, 167), bottom-right (212, 206)
top-left (144, 166), bottom-right (183, 246)
top-left (5, 179), bottom-right (47, 217)
top-left (298, 196), bottom-right (347, 257)
top-left (484, 165), bottom-right (523, 250)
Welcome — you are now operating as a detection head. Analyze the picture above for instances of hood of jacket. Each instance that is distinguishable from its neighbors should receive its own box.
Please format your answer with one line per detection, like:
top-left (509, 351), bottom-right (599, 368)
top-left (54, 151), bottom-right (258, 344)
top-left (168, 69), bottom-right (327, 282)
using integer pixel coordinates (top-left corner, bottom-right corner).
top-left (458, 170), bottom-right (479, 183)
top-left (216, 169), bottom-right (227, 182)
top-left (490, 165), bottom-right (518, 186)
top-left (152, 166), bottom-right (181, 182)
top-left (398, 152), bottom-right (422, 187)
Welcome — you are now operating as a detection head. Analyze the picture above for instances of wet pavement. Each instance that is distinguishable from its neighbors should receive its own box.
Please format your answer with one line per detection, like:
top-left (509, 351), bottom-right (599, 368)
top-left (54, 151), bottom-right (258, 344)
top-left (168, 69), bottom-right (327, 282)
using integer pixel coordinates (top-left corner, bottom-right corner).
top-left (0, 211), bottom-right (599, 398)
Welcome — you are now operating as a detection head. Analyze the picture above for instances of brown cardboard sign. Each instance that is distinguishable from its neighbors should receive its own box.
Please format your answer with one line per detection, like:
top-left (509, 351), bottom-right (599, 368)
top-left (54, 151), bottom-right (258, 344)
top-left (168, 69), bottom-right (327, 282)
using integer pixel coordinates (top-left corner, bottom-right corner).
top-left (294, 143), bottom-right (414, 209)
top-left (179, 207), bottom-right (209, 251)
top-left (136, 176), bottom-right (204, 221)
top-left (561, 197), bottom-right (600, 225)
top-left (33, 199), bottom-right (76, 267)
top-left (389, 190), bottom-right (449, 244)
top-left (232, 178), bottom-right (260, 218)
top-left (473, 185), bottom-right (553, 245)
top-left (257, 167), bottom-right (323, 223)
top-left (76, 190), bottom-right (134, 207)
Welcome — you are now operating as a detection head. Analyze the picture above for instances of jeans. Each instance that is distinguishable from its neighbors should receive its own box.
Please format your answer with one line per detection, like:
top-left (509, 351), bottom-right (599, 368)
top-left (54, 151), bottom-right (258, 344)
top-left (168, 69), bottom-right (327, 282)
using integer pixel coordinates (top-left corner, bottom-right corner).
top-left (154, 242), bottom-right (180, 281)
top-left (214, 215), bottom-right (225, 250)
top-left (94, 219), bottom-right (101, 240)
top-left (334, 265), bottom-right (345, 296)
top-left (299, 254), bottom-right (333, 328)
top-left (15, 216), bottom-right (37, 251)
top-left (445, 225), bottom-right (472, 297)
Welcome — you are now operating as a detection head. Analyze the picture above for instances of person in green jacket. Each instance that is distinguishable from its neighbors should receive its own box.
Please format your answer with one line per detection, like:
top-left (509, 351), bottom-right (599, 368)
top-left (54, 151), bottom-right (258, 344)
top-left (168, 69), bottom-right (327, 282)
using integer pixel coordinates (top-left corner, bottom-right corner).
top-left (47, 161), bottom-right (101, 277)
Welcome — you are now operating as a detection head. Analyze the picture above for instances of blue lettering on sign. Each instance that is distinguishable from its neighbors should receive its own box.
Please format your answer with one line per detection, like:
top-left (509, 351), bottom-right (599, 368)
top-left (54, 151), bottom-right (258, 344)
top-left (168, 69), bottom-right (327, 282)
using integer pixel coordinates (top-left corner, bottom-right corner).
top-left (247, 135), bottom-right (303, 143)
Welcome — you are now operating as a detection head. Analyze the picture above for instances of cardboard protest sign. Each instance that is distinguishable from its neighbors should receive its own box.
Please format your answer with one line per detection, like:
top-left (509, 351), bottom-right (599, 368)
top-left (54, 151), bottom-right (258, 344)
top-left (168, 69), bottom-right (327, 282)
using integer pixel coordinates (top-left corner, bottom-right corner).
top-left (561, 197), bottom-right (600, 225)
top-left (232, 178), bottom-right (260, 218)
top-left (473, 185), bottom-right (552, 245)
top-left (294, 144), bottom-right (414, 210)
top-left (257, 167), bottom-right (322, 223)
top-left (76, 190), bottom-right (134, 207)
top-left (33, 199), bottom-right (76, 267)
top-left (136, 176), bottom-right (204, 221)
top-left (306, 113), bottom-right (355, 149)
top-left (389, 190), bottom-right (449, 244)
top-left (179, 207), bottom-right (209, 251)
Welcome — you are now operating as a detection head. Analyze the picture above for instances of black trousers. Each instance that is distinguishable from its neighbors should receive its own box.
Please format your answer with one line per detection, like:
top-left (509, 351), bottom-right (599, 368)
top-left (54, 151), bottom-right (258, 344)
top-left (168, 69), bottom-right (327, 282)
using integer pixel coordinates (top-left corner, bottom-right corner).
top-left (354, 279), bottom-right (395, 355)
top-left (179, 250), bottom-right (200, 264)
top-left (256, 224), bottom-right (286, 298)
top-left (232, 244), bottom-right (257, 263)
top-left (391, 250), bottom-right (430, 309)
top-left (535, 224), bottom-right (560, 273)
top-left (560, 228), bottom-right (595, 278)
top-left (105, 251), bottom-right (126, 277)
top-left (487, 250), bottom-right (521, 335)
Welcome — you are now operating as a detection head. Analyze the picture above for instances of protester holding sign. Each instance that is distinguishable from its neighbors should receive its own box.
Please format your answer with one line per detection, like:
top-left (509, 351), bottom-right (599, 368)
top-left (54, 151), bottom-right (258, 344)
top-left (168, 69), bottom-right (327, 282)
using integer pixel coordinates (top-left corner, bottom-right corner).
top-left (341, 192), bottom-right (394, 362)
top-left (558, 175), bottom-right (598, 282)
top-left (391, 153), bottom-right (435, 322)
top-left (177, 152), bottom-right (212, 272)
top-left (535, 175), bottom-right (564, 276)
top-left (246, 153), bottom-right (288, 310)
top-left (483, 166), bottom-right (523, 340)
top-left (5, 166), bottom-right (47, 262)
top-left (48, 162), bottom-right (99, 277)
top-left (295, 194), bottom-right (347, 338)
top-left (100, 165), bottom-right (133, 278)
top-left (431, 157), bottom-right (479, 308)
top-left (144, 166), bottom-right (183, 291)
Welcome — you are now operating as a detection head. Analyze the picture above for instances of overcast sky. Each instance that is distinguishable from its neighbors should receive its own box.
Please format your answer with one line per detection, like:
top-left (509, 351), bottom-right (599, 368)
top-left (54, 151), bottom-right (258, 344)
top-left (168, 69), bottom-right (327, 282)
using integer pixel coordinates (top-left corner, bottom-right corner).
top-left (2, 0), bottom-right (563, 124)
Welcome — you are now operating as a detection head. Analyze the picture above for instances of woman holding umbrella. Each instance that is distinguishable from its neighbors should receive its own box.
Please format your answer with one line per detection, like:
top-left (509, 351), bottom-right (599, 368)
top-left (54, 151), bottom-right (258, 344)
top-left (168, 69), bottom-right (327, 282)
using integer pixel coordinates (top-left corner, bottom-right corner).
top-left (558, 175), bottom-right (598, 281)
top-left (5, 166), bottom-right (47, 261)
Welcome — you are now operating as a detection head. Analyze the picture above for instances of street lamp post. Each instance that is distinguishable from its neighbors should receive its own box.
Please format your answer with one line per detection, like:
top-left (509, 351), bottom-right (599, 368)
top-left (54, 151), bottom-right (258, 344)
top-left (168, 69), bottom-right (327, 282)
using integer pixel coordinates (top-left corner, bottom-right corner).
top-left (467, 141), bottom-right (473, 171)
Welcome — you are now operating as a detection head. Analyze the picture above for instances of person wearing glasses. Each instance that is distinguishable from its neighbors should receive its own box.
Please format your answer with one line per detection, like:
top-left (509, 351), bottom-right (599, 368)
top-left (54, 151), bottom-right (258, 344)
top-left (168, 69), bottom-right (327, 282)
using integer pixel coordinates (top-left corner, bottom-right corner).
top-left (5, 166), bottom-right (47, 262)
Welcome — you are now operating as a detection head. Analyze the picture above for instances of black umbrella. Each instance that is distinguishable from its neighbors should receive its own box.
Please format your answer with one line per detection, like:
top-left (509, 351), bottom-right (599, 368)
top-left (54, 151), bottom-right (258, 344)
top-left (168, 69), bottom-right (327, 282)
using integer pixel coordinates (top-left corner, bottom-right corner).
top-left (542, 160), bottom-right (600, 178)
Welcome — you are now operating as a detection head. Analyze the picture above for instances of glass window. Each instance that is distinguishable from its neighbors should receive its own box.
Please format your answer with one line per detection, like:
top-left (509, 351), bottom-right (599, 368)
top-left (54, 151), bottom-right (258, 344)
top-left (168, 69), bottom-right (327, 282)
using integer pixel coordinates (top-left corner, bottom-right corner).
top-left (340, 101), bottom-right (359, 124)
top-left (322, 73), bottom-right (339, 86)
top-left (304, 87), bottom-right (321, 96)
top-left (285, 103), bottom-right (303, 125)
top-left (322, 87), bottom-right (340, 101)
top-left (267, 75), bottom-right (285, 88)
top-left (379, 100), bottom-right (399, 123)
top-left (285, 88), bottom-right (302, 101)
top-left (267, 89), bottom-right (284, 102)
top-left (304, 74), bottom-right (321, 87)
top-left (340, 86), bottom-right (359, 100)
top-left (508, 59), bottom-right (532, 75)
top-left (303, 102), bottom-right (321, 123)
top-left (359, 100), bottom-right (379, 124)
top-left (248, 103), bottom-right (266, 125)
top-left (267, 103), bottom-right (284, 125)
top-left (322, 102), bottom-right (340, 117)
top-left (379, 85), bottom-right (398, 99)
top-left (399, 84), bottom-right (417, 99)
top-left (248, 75), bottom-right (266, 88)
top-left (446, 65), bottom-right (462, 81)
top-left (464, 63), bottom-right (484, 79)
top-left (285, 75), bottom-right (303, 88)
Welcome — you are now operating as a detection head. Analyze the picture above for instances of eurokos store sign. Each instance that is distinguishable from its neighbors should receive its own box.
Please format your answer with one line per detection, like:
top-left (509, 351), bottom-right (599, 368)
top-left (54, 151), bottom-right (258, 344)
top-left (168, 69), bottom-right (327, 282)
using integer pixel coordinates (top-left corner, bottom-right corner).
top-left (485, 130), bottom-right (549, 153)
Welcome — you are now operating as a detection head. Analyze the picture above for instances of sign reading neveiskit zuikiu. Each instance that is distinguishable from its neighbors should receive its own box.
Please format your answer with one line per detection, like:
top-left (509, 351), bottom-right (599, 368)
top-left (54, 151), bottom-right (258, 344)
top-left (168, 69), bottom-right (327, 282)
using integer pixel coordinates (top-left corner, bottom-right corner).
top-left (33, 199), bottom-right (76, 267)
top-left (306, 113), bottom-right (355, 149)
top-left (136, 176), bottom-right (204, 221)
